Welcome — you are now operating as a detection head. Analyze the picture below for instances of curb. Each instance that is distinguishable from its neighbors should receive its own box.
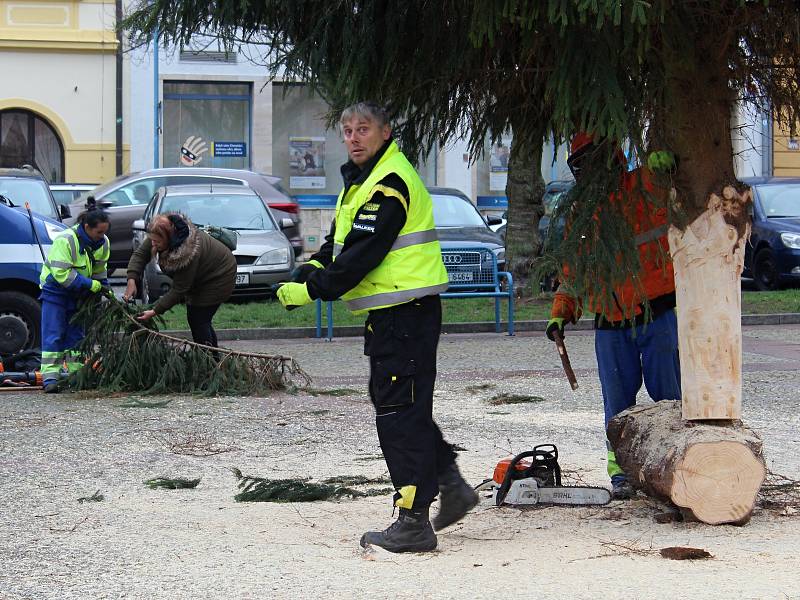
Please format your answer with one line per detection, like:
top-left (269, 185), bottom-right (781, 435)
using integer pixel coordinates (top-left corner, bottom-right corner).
top-left (163, 313), bottom-right (800, 342)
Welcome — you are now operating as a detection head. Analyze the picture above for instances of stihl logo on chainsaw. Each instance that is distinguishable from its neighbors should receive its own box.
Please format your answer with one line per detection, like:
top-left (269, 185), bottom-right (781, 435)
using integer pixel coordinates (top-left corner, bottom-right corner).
top-left (475, 444), bottom-right (611, 507)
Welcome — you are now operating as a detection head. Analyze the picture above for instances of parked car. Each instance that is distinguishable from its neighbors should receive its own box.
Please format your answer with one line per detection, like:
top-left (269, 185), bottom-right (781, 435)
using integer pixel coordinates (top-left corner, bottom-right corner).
top-left (0, 167), bottom-right (71, 222)
top-left (488, 211), bottom-right (507, 232)
top-left (496, 179), bottom-right (574, 245)
top-left (0, 200), bottom-right (66, 355)
top-left (132, 185), bottom-right (295, 301)
top-left (537, 179), bottom-right (574, 249)
top-left (66, 168), bottom-right (303, 270)
top-left (741, 177), bottom-right (800, 291)
top-left (50, 183), bottom-right (97, 207)
top-left (428, 187), bottom-right (505, 287)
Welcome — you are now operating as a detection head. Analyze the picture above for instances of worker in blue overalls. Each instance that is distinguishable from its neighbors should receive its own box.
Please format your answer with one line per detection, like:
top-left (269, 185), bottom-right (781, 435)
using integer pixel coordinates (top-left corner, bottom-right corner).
top-left (39, 201), bottom-right (111, 392)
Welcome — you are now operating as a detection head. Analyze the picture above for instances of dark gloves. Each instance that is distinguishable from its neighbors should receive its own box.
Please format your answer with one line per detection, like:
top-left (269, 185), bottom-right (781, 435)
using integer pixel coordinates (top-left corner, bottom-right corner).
top-left (545, 317), bottom-right (565, 341)
top-left (290, 259), bottom-right (324, 283)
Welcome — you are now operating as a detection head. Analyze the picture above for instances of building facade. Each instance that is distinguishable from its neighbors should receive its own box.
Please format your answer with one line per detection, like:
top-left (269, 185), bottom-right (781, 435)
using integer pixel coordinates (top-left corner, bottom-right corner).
top-left (0, 0), bottom-right (128, 183)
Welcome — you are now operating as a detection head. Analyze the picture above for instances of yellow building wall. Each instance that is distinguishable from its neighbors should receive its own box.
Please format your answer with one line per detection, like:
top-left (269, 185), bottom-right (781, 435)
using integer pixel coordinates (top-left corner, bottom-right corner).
top-left (773, 118), bottom-right (800, 177)
top-left (0, 0), bottom-right (127, 183)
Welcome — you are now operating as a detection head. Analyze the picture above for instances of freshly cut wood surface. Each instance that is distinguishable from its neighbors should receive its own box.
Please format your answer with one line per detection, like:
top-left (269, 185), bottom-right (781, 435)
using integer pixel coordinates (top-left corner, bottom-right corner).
top-left (607, 400), bottom-right (765, 525)
top-left (668, 187), bottom-right (751, 420)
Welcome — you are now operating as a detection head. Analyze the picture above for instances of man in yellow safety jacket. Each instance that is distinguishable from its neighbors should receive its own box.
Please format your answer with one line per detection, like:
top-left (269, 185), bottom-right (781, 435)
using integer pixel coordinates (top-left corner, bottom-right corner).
top-left (39, 203), bottom-right (111, 392)
top-left (276, 101), bottom-right (478, 553)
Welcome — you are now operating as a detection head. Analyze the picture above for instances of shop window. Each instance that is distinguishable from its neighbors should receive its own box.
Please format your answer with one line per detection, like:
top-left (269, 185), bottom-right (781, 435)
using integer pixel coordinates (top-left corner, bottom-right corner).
top-left (0, 109), bottom-right (64, 182)
top-left (162, 81), bottom-right (251, 170)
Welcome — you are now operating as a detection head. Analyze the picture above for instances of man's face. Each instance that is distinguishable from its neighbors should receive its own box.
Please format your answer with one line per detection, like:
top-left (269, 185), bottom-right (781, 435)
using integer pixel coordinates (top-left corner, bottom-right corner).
top-left (342, 115), bottom-right (391, 167)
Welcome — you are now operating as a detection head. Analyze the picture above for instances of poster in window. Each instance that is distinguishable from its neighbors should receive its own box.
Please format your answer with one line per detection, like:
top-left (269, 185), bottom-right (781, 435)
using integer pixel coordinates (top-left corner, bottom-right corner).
top-left (489, 136), bottom-right (511, 191)
top-left (289, 136), bottom-right (326, 189)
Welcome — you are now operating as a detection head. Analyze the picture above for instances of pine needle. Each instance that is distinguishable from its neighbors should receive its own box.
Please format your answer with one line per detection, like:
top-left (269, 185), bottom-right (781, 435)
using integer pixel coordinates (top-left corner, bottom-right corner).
top-left (488, 393), bottom-right (546, 405)
top-left (231, 468), bottom-right (393, 502)
top-left (77, 490), bottom-right (104, 503)
top-left (144, 477), bottom-right (201, 490)
top-left (67, 297), bottom-right (310, 396)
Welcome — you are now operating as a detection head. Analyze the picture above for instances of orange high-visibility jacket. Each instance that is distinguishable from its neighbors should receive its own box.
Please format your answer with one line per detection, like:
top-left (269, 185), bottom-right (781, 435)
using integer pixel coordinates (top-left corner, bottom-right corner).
top-left (551, 168), bottom-right (675, 325)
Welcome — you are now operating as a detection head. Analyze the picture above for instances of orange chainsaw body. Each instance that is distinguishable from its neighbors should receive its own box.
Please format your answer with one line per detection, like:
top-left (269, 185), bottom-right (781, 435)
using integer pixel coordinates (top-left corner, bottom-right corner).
top-left (493, 456), bottom-right (532, 485)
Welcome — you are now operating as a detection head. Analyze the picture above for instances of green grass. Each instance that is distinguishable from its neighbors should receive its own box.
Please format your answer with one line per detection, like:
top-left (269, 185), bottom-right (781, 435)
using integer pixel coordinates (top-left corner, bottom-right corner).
top-left (157, 289), bottom-right (800, 331)
top-left (159, 296), bottom-right (551, 330)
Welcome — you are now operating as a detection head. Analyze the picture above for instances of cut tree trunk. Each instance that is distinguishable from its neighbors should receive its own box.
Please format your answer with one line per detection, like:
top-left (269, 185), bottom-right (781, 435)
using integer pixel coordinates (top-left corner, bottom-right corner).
top-left (668, 187), bottom-right (751, 420)
top-left (607, 400), bottom-right (765, 525)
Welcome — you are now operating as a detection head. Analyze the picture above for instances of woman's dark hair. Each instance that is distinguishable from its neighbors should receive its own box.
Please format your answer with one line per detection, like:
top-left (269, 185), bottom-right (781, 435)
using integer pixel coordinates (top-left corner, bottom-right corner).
top-left (77, 196), bottom-right (110, 228)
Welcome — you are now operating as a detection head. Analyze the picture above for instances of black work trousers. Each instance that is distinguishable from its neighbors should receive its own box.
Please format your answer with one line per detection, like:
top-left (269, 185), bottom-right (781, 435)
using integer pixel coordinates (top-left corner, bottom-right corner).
top-left (365, 294), bottom-right (457, 511)
top-left (186, 303), bottom-right (221, 347)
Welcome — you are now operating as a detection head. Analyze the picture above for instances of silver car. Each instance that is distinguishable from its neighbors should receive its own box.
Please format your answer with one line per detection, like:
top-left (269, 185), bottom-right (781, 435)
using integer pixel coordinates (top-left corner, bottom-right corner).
top-left (132, 185), bottom-right (294, 301)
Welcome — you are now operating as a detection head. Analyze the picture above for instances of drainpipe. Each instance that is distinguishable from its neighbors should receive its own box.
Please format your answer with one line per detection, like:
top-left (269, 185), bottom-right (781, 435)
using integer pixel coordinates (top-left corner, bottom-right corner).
top-left (115, 0), bottom-right (123, 175)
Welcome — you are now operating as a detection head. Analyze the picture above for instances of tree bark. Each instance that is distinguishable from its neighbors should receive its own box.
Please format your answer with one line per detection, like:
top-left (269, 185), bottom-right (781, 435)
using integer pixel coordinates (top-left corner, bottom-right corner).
top-left (504, 133), bottom-right (545, 295)
top-left (668, 188), bottom-right (752, 420)
top-left (607, 401), bottom-right (766, 525)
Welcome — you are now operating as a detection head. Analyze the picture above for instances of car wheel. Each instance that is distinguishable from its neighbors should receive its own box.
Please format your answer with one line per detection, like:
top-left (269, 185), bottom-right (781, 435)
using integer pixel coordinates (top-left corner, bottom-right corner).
top-left (0, 291), bottom-right (41, 355)
top-left (753, 248), bottom-right (779, 291)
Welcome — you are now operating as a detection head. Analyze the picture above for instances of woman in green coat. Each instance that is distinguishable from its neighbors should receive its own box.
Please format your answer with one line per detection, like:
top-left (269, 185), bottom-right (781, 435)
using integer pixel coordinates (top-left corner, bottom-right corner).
top-left (123, 213), bottom-right (237, 347)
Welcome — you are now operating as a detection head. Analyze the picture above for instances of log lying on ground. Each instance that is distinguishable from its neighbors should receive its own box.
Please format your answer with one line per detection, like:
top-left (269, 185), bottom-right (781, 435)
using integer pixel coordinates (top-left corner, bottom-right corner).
top-left (607, 400), bottom-right (765, 525)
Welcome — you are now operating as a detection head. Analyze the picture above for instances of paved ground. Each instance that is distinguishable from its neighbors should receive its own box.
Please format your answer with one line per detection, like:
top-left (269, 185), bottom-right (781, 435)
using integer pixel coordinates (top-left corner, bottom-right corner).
top-left (0, 325), bottom-right (798, 599)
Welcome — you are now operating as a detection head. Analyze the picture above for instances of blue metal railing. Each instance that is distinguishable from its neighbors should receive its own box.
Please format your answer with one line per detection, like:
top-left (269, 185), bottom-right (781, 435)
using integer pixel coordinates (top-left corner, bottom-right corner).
top-left (314, 245), bottom-right (514, 339)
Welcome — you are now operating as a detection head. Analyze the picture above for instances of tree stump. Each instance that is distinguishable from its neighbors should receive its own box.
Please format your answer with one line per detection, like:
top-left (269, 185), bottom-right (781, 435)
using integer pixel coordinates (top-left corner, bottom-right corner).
top-left (607, 400), bottom-right (765, 525)
top-left (667, 187), bottom-right (751, 420)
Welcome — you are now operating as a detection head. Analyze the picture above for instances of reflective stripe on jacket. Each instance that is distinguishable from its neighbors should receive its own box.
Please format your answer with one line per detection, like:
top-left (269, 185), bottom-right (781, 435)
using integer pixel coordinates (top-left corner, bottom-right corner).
top-left (40, 225), bottom-right (110, 293)
top-left (333, 141), bottom-right (449, 314)
top-left (551, 168), bottom-right (675, 324)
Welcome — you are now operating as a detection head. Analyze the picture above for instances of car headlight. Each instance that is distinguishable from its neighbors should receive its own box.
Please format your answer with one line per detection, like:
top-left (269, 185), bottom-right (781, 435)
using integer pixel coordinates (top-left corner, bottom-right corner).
top-left (492, 247), bottom-right (506, 263)
top-left (44, 222), bottom-right (64, 241)
top-left (780, 232), bottom-right (800, 249)
top-left (254, 247), bottom-right (290, 266)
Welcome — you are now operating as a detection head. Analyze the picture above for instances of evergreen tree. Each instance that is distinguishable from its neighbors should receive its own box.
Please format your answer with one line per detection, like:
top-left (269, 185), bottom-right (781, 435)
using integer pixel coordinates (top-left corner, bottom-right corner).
top-left (123, 0), bottom-right (800, 294)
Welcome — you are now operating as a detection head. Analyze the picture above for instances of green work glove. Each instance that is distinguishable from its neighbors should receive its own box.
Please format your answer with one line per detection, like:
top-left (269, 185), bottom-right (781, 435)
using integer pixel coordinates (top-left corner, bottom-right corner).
top-left (276, 282), bottom-right (312, 310)
top-left (90, 280), bottom-right (102, 293)
top-left (647, 150), bottom-right (676, 173)
top-left (545, 317), bottom-right (565, 341)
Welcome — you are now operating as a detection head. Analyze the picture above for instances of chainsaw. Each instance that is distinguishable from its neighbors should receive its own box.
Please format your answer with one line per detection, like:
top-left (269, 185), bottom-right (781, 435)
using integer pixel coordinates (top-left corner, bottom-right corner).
top-left (476, 444), bottom-right (611, 507)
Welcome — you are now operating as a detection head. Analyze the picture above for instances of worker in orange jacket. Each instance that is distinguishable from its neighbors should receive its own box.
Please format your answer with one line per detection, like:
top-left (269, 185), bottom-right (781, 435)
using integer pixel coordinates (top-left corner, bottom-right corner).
top-left (546, 133), bottom-right (681, 500)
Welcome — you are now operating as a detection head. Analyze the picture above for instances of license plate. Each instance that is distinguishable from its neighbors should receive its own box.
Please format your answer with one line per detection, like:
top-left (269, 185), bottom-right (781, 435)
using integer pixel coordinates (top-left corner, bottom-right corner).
top-left (235, 273), bottom-right (250, 286)
top-left (448, 271), bottom-right (473, 282)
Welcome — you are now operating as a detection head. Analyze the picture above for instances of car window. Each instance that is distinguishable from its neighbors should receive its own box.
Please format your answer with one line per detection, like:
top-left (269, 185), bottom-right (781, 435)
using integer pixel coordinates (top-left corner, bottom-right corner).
top-left (51, 190), bottom-right (78, 205)
top-left (160, 193), bottom-right (276, 230)
top-left (431, 194), bottom-right (487, 228)
top-left (543, 189), bottom-right (571, 216)
top-left (0, 178), bottom-right (56, 218)
top-left (758, 184), bottom-right (800, 218)
top-left (164, 175), bottom-right (246, 189)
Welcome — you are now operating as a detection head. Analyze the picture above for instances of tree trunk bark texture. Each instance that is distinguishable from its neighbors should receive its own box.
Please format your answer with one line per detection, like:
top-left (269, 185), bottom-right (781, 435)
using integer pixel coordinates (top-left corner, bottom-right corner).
top-left (504, 134), bottom-right (545, 295)
top-left (668, 188), bottom-right (751, 420)
top-left (607, 401), bottom-right (766, 525)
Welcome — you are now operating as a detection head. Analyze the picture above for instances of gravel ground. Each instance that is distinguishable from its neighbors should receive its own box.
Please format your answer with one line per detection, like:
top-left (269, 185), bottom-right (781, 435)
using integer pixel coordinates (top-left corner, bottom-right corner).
top-left (0, 326), bottom-right (799, 599)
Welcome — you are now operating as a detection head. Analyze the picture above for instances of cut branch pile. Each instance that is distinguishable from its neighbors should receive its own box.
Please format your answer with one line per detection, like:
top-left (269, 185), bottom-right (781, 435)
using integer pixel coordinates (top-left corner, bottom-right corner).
top-left (68, 297), bottom-right (309, 396)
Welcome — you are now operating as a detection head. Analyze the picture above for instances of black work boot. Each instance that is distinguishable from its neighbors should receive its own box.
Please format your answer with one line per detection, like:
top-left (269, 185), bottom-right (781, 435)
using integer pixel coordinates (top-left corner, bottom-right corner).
top-left (360, 507), bottom-right (437, 553)
top-left (611, 477), bottom-right (636, 500)
top-left (432, 463), bottom-right (479, 531)
top-left (43, 381), bottom-right (60, 394)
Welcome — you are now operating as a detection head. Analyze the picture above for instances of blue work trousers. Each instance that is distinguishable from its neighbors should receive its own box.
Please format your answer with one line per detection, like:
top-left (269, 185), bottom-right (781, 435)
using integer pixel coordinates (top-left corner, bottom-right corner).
top-left (41, 298), bottom-right (84, 385)
top-left (596, 310), bottom-right (681, 482)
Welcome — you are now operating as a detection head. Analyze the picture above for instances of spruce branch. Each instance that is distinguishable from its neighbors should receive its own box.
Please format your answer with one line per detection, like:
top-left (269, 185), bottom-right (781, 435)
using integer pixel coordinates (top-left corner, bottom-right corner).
top-left (67, 296), bottom-right (310, 396)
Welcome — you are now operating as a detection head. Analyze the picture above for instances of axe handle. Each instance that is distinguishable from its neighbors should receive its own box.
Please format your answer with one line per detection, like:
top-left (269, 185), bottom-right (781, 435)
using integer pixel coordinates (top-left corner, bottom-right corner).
top-left (552, 329), bottom-right (579, 390)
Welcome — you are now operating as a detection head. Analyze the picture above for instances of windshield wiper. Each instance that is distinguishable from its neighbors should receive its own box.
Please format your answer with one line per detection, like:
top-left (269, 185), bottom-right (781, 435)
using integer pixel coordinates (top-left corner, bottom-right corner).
top-left (0, 194), bottom-right (16, 207)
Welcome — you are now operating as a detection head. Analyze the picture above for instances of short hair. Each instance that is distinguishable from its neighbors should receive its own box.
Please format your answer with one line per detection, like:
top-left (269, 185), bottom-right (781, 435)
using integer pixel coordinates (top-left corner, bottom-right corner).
top-left (339, 101), bottom-right (390, 128)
